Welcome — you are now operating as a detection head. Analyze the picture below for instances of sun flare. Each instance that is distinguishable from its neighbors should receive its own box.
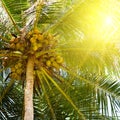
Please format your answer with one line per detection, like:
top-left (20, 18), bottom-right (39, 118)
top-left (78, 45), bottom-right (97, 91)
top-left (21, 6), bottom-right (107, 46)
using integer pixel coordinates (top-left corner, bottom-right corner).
top-left (79, 0), bottom-right (120, 42)
top-left (105, 16), bottom-right (113, 25)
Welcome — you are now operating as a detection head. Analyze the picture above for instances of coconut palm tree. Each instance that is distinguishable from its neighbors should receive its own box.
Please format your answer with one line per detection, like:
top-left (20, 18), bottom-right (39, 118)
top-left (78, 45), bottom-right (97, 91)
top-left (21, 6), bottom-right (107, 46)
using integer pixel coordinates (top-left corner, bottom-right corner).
top-left (0, 0), bottom-right (120, 120)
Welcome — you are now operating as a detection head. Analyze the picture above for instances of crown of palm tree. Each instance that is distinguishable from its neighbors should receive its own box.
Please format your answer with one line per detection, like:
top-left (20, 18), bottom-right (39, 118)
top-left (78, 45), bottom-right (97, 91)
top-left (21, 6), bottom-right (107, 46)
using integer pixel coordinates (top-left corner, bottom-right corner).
top-left (0, 0), bottom-right (120, 120)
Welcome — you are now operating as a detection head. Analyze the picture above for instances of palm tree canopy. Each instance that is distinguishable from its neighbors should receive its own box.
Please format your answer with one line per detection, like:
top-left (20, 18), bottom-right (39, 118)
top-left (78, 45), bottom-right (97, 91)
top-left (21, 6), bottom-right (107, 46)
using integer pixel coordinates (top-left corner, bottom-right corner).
top-left (0, 0), bottom-right (120, 119)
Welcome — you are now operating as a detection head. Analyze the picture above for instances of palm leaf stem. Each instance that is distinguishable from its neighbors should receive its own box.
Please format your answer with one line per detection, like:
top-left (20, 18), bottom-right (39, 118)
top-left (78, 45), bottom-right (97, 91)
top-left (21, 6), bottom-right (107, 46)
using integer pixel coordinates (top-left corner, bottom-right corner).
top-left (0, 78), bottom-right (14, 103)
top-left (41, 71), bottom-right (54, 92)
top-left (44, 67), bottom-right (75, 92)
top-left (35, 49), bottom-right (56, 58)
top-left (0, 52), bottom-right (22, 58)
top-left (0, 36), bottom-right (9, 42)
top-left (34, 0), bottom-right (43, 29)
top-left (44, 67), bottom-right (64, 83)
top-left (1, 0), bottom-right (20, 33)
top-left (37, 71), bottom-right (57, 120)
top-left (46, 0), bottom-right (84, 32)
top-left (41, 68), bottom-right (86, 120)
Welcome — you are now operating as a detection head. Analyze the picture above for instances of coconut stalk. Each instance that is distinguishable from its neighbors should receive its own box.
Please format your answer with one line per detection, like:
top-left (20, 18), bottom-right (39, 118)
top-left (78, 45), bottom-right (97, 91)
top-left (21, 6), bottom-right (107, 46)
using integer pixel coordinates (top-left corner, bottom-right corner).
top-left (24, 55), bottom-right (35, 120)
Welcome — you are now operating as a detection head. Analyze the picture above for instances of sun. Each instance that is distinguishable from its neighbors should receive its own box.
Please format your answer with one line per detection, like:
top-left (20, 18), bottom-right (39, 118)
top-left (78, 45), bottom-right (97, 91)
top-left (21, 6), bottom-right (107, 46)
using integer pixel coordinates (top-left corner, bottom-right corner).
top-left (105, 16), bottom-right (113, 25)
top-left (79, 0), bottom-right (120, 42)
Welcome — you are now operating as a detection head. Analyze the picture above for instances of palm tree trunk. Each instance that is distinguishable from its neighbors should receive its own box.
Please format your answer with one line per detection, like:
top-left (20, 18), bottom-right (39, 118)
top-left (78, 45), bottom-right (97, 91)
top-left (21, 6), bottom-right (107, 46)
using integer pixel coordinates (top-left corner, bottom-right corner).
top-left (24, 55), bottom-right (34, 120)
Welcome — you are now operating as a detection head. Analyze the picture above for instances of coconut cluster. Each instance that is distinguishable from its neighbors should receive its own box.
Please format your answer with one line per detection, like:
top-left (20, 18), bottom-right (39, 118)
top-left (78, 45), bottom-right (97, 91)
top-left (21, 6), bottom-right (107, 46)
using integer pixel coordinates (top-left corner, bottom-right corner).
top-left (10, 61), bottom-right (25, 80)
top-left (45, 54), bottom-right (63, 69)
top-left (27, 29), bottom-right (64, 70)
top-left (2, 56), bottom-right (26, 80)
top-left (3, 28), bottom-right (64, 80)
top-left (9, 36), bottom-right (26, 52)
top-left (27, 29), bottom-right (57, 52)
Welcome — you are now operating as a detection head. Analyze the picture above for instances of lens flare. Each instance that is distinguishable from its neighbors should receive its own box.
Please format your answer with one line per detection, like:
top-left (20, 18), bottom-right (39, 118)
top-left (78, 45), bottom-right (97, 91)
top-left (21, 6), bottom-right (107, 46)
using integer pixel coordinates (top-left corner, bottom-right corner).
top-left (78, 0), bottom-right (120, 42)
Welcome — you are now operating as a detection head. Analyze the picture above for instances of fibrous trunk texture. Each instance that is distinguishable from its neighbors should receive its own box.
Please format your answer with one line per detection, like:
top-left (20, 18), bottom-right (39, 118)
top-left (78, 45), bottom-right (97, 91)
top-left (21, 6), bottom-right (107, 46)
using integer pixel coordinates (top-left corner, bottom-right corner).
top-left (24, 55), bottom-right (34, 120)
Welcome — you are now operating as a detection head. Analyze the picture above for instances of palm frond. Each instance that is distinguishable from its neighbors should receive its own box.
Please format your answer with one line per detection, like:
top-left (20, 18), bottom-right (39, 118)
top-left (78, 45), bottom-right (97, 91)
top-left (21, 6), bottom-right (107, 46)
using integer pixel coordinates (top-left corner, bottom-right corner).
top-left (39, 73), bottom-right (57, 120)
top-left (58, 40), bottom-right (120, 75)
top-left (1, 0), bottom-right (30, 33)
top-left (0, 81), bottom-right (24, 120)
top-left (48, 0), bottom-right (120, 75)
top-left (34, 68), bottom-right (116, 119)
top-left (23, 0), bottom-right (72, 31)
top-left (41, 68), bottom-right (87, 120)
top-left (65, 68), bottom-right (120, 118)
top-left (0, 2), bottom-right (13, 35)
top-left (1, 0), bottom-right (20, 33)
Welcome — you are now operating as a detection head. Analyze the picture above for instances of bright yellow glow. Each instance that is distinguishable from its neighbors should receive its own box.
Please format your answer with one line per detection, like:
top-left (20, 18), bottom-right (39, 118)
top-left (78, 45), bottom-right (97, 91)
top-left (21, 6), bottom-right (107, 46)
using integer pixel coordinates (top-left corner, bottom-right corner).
top-left (105, 16), bottom-right (113, 25)
top-left (78, 0), bottom-right (120, 42)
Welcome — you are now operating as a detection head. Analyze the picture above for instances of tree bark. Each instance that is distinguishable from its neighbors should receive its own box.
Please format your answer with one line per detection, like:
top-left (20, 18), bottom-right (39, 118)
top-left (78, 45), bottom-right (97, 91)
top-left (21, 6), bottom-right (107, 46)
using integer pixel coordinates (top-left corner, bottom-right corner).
top-left (24, 55), bottom-right (34, 120)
